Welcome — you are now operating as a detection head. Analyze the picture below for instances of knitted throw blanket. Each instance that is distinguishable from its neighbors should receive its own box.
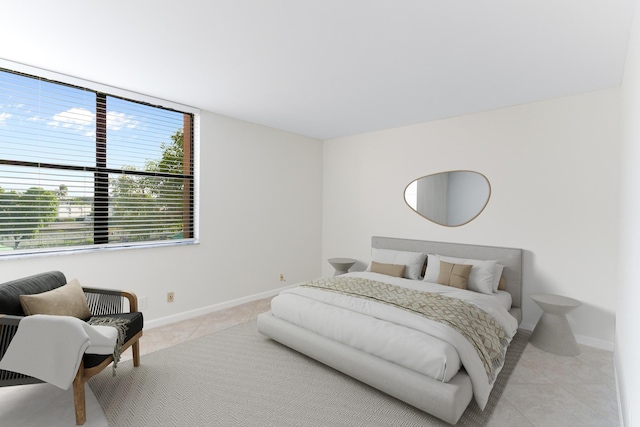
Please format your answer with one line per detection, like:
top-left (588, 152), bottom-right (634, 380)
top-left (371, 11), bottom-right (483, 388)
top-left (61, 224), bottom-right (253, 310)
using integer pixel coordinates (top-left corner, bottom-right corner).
top-left (301, 276), bottom-right (508, 382)
top-left (87, 317), bottom-right (129, 375)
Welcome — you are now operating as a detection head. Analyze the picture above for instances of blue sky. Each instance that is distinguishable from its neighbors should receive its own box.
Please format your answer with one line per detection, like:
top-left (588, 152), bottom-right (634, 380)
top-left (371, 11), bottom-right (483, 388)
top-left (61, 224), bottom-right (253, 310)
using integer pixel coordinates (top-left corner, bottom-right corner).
top-left (0, 70), bottom-right (184, 197)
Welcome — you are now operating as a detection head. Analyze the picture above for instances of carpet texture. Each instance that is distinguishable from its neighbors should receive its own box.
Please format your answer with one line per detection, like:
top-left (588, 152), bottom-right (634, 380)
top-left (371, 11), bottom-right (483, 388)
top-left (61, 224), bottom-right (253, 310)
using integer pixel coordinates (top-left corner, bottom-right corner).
top-left (90, 321), bottom-right (530, 427)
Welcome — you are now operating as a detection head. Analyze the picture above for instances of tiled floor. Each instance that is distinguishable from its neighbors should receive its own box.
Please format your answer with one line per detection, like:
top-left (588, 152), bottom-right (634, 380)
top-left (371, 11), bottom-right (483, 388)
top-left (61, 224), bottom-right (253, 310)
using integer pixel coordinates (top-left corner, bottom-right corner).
top-left (120, 297), bottom-right (273, 361)
top-left (122, 297), bottom-right (620, 427)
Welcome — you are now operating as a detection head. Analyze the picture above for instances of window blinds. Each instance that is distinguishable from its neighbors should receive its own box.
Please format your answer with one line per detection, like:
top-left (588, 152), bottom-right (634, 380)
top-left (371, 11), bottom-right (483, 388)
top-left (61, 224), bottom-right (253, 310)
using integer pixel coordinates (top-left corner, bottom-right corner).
top-left (0, 68), bottom-right (194, 254)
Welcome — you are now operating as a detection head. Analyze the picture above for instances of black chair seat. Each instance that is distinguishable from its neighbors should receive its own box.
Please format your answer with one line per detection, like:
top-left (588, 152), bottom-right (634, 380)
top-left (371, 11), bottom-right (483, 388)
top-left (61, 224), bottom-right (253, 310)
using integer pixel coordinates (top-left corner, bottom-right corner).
top-left (83, 312), bottom-right (144, 368)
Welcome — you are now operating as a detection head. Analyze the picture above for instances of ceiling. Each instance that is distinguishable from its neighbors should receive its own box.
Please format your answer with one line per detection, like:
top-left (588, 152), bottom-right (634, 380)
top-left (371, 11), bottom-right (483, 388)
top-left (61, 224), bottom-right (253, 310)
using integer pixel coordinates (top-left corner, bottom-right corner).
top-left (1, 0), bottom-right (634, 140)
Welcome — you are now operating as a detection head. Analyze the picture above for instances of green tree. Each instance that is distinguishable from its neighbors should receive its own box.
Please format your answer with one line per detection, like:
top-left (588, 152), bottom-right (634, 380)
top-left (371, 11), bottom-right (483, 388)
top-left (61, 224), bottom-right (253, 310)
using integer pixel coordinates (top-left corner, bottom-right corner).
top-left (144, 129), bottom-right (185, 228)
top-left (146, 129), bottom-right (184, 175)
top-left (56, 184), bottom-right (68, 199)
top-left (0, 186), bottom-right (59, 249)
top-left (110, 129), bottom-right (185, 241)
top-left (110, 166), bottom-right (158, 241)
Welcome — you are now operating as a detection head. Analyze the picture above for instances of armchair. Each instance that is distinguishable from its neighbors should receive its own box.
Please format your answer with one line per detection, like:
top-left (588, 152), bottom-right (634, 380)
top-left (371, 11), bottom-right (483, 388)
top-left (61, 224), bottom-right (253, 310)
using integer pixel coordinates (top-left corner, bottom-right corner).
top-left (0, 271), bottom-right (144, 425)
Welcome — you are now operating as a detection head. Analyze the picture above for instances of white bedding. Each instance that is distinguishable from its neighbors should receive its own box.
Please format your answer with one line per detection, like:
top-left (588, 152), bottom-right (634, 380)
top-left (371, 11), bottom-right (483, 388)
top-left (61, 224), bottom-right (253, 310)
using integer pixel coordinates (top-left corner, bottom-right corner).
top-left (270, 271), bottom-right (518, 409)
top-left (494, 290), bottom-right (513, 311)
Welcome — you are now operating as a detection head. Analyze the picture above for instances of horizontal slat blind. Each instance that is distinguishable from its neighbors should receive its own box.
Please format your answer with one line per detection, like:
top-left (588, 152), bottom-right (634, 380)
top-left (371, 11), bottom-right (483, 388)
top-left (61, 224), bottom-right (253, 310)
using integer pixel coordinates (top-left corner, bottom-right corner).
top-left (0, 68), bottom-right (194, 254)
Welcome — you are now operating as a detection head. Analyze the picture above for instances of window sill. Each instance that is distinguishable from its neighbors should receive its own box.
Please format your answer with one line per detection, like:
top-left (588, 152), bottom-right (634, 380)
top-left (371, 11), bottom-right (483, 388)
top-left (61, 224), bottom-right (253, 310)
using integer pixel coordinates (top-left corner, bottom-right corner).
top-left (0, 239), bottom-right (199, 260)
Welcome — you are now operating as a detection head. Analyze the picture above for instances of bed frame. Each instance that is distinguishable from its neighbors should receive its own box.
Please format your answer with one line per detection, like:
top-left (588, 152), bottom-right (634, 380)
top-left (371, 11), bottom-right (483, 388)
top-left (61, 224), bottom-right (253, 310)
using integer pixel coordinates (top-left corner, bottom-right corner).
top-left (257, 236), bottom-right (523, 424)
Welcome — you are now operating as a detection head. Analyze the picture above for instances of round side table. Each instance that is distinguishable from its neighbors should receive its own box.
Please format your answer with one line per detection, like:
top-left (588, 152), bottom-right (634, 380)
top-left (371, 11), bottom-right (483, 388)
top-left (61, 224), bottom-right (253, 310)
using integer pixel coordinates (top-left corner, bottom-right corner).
top-left (328, 258), bottom-right (356, 276)
top-left (530, 293), bottom-right (581, 356)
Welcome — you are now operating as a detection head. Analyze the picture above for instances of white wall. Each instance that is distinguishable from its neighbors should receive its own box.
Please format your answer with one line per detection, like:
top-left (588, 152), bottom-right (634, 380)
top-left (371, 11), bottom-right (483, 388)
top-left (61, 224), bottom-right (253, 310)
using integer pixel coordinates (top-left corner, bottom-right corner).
top-left (616, 0), bottom-right (640, 425)
top-left (323, 88), bottom-right (620, 348)
top-left (0, 110), bottom-right (323, 326)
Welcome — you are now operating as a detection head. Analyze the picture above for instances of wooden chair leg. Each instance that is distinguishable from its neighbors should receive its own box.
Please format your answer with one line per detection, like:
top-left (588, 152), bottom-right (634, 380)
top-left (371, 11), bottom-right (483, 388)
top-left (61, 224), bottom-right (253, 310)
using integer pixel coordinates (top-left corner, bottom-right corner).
top-left (72, 361), bottom-right (86, 425)
top-left (132, 340), bottom-right (141, 367)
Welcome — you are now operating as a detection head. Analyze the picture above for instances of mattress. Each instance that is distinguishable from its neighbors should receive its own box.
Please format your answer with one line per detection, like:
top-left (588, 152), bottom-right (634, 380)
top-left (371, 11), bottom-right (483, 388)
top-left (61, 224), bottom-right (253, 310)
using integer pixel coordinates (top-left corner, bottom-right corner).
top-left (270, 271), bottom-right (518, 408)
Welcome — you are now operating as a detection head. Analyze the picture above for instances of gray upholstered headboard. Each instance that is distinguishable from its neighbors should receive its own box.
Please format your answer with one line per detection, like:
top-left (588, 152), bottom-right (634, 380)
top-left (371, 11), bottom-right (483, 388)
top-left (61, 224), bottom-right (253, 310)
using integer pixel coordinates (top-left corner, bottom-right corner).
top-left (371, 236), bottom-right (523, 324)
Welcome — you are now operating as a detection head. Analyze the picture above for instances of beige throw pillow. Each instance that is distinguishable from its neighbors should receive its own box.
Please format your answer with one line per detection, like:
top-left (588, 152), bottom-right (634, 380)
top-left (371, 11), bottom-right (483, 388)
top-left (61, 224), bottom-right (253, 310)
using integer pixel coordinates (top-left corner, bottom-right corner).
top-left (437, 261), bottom-right (472, 289)
top-left (371, 261), bottom-right (406, 278)
top-left (498, 276), bottom-right (507, 291)
top-left (20, 278), bottom-right (92, 319)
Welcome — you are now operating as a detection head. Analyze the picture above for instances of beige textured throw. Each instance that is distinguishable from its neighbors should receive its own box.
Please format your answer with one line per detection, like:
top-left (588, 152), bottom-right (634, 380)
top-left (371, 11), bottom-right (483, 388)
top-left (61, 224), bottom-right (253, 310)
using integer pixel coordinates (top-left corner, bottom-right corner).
top-left (87, 317), bottom-right (129, 375)
top-left (301, 276), bottom-right (508, 382)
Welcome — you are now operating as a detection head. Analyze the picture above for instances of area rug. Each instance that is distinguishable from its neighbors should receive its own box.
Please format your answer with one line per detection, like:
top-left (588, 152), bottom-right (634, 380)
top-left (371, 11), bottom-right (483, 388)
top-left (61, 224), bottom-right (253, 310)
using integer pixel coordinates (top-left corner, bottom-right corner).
top-left (0, 382), bottom-right (108, 427)
top-left (90, 321), bottom-right (530, 427)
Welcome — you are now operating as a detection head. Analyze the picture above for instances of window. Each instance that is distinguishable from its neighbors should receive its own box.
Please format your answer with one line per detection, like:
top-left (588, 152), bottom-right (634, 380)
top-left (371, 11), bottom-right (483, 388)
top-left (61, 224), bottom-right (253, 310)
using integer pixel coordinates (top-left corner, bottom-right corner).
top-left (0, 67), bottom-right (197, 255)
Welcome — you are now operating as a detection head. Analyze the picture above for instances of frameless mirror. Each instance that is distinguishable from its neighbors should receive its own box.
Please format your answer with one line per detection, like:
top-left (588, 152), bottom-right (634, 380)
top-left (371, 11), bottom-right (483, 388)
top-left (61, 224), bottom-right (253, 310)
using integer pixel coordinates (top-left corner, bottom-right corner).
top-left (404, 171), bottom-right (491, 227)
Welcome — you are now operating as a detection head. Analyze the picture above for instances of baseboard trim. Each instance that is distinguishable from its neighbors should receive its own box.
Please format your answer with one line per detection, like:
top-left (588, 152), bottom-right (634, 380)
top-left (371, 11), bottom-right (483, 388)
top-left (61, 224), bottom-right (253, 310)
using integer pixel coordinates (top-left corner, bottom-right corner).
top-left (143, 284), bottom-right (296, 330)
top-left (614, 350), bottom-right (625, 427)
top-left (520, 322), bottom-right (614, 352)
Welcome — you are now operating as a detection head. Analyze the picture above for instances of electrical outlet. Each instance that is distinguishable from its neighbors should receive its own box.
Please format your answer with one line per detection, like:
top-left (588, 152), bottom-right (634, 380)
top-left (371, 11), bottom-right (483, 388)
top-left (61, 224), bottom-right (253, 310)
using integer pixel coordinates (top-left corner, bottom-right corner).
top-left (167, 292), bottom-right (174, 303)
top-left (279, 273), bottom-right (285, 282)
top-left (139, 296), bottom-right (148, 310)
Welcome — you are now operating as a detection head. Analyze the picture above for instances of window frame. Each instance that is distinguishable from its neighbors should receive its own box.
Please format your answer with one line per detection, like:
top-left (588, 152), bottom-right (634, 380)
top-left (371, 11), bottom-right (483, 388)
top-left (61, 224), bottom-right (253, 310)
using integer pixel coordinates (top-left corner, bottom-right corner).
top-left (0, 60), bottom-right (200, 258)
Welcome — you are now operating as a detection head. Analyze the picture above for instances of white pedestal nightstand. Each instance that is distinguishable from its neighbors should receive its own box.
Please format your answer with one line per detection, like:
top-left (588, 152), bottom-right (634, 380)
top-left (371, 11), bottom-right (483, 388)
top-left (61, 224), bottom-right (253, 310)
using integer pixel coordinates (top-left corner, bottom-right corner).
top-left (530, 293), bottom-right (581, 356)
top-left (328, 258), bottom-right (356, 276)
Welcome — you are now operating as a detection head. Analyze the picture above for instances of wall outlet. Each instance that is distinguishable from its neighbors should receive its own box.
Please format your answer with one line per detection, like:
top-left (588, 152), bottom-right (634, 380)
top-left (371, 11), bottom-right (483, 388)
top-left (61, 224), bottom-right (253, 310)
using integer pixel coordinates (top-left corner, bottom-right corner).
top-left (139, 296), bottom-right (148, 310)
top-left (279, 273), bottom-right (286, 282)
top-left (167, 292), bottom-right (175, 303)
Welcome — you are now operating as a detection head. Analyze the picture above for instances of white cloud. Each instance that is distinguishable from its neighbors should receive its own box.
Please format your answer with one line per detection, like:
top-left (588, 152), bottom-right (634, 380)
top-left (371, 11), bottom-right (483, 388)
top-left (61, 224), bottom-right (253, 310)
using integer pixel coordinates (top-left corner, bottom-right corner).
top-left (47, 107), bottom-right (95, 136)
top-left (0, 112), bottom-right (12, 126)
top-left (107, 111), bottom-right (139, 131)
top-left (46, 108), bottom-right (139, 136)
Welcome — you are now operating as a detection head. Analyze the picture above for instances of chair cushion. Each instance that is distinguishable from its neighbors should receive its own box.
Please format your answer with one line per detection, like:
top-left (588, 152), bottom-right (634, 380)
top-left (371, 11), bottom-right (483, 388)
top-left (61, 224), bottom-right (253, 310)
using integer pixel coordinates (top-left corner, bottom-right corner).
top-left (0, 271), bottom-right (67, 315)
top-left (83, 312), bottom-right (144, 368)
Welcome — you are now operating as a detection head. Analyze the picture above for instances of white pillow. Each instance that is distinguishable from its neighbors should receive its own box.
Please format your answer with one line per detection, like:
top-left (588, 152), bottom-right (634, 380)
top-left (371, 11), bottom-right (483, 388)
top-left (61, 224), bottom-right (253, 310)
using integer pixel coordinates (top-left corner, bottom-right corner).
top-left (424, 254), bottom-right (497, 294)
top-left (492, 264), bottom-right (505, 293)
top-left (366, 248), bottom-right (427, 280)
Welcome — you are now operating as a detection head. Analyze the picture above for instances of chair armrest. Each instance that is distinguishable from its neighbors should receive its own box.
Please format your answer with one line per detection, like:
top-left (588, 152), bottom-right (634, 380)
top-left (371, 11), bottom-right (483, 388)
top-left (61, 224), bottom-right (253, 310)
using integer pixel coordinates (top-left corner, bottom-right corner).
top-left (0, 314), bottom-right (23, 327)
top-left (121, 291), bottom-right (139, 312)
top-left (0, 314), bottom-right (24, 351)
top-left (0, 314), bottom-right (26, 383)
top-left (82, 288), bottom-right (139, 315)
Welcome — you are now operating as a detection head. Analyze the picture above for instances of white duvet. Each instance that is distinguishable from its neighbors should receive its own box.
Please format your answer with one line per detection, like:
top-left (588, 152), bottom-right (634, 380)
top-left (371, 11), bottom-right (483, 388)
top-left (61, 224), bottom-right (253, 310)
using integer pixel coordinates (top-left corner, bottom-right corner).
top-left (270, 271), bottom-right (519, 409)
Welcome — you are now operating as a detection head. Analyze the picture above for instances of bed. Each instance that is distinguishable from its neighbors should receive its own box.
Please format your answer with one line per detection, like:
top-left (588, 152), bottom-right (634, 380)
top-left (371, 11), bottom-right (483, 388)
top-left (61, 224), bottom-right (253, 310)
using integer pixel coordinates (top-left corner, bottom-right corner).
top-left (257, 236), bottom-right (523, 424)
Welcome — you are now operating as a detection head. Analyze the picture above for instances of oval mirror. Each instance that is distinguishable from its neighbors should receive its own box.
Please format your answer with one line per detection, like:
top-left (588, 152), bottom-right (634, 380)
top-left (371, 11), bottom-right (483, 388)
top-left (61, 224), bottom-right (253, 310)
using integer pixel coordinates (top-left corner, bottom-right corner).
top-left (404, 171), bottom-right (491, 227)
